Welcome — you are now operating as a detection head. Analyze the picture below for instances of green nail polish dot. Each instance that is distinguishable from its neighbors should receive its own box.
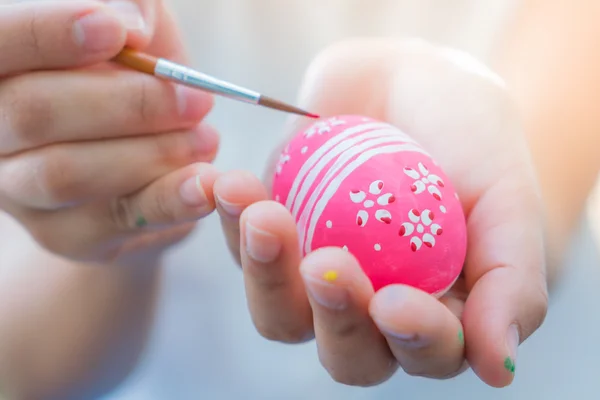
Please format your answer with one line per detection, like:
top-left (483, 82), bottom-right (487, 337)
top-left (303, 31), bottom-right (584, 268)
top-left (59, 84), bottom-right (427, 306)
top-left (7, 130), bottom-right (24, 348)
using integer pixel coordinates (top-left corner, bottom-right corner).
top-left (504, 356), bottom-right (515, 373)
top-left (136, 216), bottom-right (148, 228)
top-left (458, 330), bottom-right (464, 345)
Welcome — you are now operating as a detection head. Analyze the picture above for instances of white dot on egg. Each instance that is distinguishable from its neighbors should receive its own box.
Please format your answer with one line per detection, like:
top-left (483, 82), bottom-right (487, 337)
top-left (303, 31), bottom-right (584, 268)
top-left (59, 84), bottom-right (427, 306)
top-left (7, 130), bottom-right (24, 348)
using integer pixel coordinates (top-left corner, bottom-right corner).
top-left (301, 146), bottom-right (308, 154)
top-left (417, 224), bottom-right (424, 233)
top-left (374, 244), bottom-right (382, 251)
top-left (440, 205), bottom-right (447, 213)
top-left (364, 200), bottom-right (375, 208)
top-left (326, 220), bottom-right (332, 228)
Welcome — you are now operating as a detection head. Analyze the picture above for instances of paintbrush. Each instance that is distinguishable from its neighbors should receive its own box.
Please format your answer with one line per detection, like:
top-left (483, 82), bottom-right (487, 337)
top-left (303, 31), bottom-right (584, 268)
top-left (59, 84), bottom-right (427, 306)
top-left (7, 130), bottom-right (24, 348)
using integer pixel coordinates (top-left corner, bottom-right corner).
top-left (112, 48), bottom-right (319, 119)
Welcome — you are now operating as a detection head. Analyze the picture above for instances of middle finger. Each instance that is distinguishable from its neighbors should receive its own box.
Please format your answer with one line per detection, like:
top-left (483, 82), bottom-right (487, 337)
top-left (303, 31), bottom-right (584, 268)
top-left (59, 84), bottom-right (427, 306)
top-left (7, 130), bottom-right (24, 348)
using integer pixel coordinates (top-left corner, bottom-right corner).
top-left (0, 123), bottom-right (219, 209)
top-left (0, 69), bottom-right (212, 155)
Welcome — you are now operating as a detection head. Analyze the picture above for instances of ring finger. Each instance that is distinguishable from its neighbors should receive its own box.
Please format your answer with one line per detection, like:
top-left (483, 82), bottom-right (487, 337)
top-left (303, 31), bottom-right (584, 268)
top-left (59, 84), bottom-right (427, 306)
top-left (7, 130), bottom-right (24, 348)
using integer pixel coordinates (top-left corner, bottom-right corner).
top-left (0, 123), bottom-right (219, 209)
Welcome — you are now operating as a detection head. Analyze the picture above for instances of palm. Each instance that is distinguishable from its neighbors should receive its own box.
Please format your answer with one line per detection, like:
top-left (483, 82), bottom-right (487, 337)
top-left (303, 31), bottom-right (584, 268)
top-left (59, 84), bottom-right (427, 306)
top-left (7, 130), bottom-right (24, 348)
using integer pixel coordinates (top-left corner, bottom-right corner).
top-left (258, 39), bottom-right (547, 386)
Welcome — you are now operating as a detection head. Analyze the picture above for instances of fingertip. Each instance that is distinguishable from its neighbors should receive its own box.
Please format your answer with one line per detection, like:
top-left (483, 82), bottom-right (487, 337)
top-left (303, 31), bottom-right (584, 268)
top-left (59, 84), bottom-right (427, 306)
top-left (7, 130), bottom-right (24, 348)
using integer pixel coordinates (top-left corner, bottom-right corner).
top-left (177, 162), bottom-right (220, 212)
top-left (103, 0), bottom-right (155, 48)
top-left (300, 246), bottom-right (360, 272)
top-left (369, 285), bottom-right (443, 335)
top-left (214, 170), bottom-right (269, 218)
top-left (76, 2), bottom-right (128, 56)
top-left (193, 162), bottom-right (221, 205)
top-left (299, 247), bottom-right (374, 297)
top-left (177, 86), bottom-right (215, 124)
top-left (191, 123), bottom-right (220, 162)
top-left (242, 201), bottom-right (297, 239)
top-left (462, 268), bottom-right (530, 388)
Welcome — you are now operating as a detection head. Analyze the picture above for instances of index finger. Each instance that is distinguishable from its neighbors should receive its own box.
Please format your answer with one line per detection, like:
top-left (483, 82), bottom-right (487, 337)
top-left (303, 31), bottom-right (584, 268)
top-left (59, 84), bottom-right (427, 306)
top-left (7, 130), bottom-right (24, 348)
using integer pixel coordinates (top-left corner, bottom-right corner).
top-left (0, 1), bottom-right (126, 76)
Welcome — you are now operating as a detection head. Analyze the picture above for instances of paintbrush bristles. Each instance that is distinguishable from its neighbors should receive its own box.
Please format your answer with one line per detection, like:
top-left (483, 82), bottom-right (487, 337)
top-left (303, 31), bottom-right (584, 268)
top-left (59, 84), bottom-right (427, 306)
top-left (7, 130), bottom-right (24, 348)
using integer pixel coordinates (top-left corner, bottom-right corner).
top-left (259, 96), bottom-right (319, 119)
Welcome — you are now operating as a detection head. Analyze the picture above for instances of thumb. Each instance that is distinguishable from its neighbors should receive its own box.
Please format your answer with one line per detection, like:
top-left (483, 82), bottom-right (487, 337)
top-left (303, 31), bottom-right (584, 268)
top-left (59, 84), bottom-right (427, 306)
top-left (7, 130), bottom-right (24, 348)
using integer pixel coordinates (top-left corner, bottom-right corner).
top-left (147, 0), bottom-right (189, 62)
top-left (103, 0), bottom-right (157, 48)
top-left (104, 0), bottom-right (186, 62)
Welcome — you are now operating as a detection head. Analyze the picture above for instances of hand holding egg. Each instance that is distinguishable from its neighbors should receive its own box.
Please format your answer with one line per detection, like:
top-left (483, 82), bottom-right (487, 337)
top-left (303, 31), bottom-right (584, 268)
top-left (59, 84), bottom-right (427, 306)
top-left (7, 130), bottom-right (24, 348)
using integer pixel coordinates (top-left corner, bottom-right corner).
top-left (214, 39), bottom-right (547, 389)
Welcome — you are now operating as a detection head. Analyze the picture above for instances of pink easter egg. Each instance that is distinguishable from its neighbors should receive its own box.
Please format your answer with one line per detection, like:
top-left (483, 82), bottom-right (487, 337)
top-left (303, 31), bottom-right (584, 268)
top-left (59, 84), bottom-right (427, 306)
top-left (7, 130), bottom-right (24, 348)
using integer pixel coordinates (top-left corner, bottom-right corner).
top-left (272, 115), bottom-right (467, 296)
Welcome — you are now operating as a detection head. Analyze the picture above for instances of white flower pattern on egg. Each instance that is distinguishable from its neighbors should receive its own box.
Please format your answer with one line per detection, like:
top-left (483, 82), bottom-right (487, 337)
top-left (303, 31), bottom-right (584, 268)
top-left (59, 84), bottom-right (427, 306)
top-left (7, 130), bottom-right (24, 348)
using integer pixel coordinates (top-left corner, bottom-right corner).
top-left (403, 162), bottom-right (445, 201)
top-left (303, 117), bottom-right (346, 138)
top-left (275, 147), bottom-right (291, 175)
top-left (399, 209), bottom-right (443, 251)
top-left (350, 180), bottom-right (396, 227)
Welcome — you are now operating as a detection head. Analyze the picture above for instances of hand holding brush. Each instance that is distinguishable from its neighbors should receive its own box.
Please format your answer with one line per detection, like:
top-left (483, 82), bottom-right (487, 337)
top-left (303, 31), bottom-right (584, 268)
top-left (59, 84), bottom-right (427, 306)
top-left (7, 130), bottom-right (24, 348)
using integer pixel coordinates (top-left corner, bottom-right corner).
top-left (0, 0), bottom-right (227, 265)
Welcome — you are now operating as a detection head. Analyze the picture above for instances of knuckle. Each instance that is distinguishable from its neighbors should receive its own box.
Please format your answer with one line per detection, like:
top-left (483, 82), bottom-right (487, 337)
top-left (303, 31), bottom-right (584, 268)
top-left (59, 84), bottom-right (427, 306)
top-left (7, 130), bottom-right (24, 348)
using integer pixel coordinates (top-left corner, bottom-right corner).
top-left (248, 272), bottom-right (288, 292)
top-left (109, 197), bottom-right (136, 231)
top-left (127, 75), bottom-right (157, 125)
top-left (330, 322), bottom-right (360, 339)
top-left (150, 182), bottom-right (176, 222)
top-left (23, 7), bottom-right (44, 63)
top-left (2, 80), bottom-right (54, 149)
top-left (33, 148), bottom-right (80, 204)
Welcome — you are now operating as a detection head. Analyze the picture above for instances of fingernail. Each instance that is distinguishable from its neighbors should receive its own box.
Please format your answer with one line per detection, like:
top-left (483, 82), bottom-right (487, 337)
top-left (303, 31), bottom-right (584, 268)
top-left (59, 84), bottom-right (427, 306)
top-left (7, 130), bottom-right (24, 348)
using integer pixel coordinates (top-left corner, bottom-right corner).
top-left (176, 86), bottom-right (211, 119)
top-left (504, 324), bottom-right (519, 374)
top-left (301, 270), bottom-right (349, 310)
top-left (73, 9), bottom-right (125, 51)
top-left (106, 0), bottom-right (146, 32)
top-left (217, 196), bottom-right (245, 217)
top-left (179, 175), bottom-right (208, 208)
top-left (245, 222), bottom-right (281, 263)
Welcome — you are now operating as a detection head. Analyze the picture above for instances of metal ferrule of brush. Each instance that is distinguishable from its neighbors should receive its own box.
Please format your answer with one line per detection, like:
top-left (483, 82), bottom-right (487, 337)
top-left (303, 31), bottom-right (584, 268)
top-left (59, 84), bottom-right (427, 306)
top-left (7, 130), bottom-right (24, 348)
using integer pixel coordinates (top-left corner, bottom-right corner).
top-left (154, 59), bottom-right (261, 104)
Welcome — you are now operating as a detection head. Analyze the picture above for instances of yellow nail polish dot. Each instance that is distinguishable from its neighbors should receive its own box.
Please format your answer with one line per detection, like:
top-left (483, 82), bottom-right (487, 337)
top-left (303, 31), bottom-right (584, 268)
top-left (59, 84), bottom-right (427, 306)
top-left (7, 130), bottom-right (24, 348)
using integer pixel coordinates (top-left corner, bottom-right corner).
top-left (323, 270), bottom-right (338, 282)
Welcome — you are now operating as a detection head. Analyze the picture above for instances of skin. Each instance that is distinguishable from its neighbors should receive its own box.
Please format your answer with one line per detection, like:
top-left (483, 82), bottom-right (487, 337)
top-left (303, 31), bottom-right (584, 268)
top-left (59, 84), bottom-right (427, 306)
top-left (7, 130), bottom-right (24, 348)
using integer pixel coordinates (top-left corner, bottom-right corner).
top-left (0, 0), bottom-right (599, 398)
top-left (0, 1), bottom-right (220, 398)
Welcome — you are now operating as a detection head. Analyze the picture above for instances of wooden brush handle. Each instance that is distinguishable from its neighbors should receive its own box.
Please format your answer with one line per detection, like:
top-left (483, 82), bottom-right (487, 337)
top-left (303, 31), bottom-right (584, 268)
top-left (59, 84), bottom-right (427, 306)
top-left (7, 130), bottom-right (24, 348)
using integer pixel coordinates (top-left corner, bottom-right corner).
top-left (112, 48), bottom-right (158, 75)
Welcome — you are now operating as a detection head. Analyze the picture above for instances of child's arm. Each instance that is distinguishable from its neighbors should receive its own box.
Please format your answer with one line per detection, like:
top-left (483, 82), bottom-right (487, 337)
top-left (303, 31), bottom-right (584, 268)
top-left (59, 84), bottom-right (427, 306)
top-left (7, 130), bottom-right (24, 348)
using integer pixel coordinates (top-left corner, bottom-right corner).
top-left (0, 212), bottom-right (161, 399)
